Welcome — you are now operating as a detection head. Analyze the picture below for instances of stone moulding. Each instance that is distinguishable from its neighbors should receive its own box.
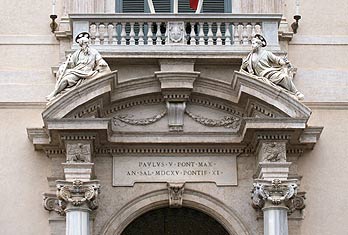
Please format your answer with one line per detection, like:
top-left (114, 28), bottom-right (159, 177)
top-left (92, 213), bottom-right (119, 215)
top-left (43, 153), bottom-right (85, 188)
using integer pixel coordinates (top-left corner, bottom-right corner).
top-left (42, 71), bottom-right (117, 120)
top-left (99, 188), bottom-right (251, 235)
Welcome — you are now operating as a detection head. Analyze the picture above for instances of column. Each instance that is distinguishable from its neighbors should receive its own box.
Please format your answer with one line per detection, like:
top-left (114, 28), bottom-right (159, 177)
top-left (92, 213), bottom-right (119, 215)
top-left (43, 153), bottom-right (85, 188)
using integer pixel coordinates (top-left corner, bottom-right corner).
top-left (251, 141), bottom-right (298, 235)
top-left (57, 141), bottom-right (100, 235)
top-left (57, 179), bottom-right (100, 235)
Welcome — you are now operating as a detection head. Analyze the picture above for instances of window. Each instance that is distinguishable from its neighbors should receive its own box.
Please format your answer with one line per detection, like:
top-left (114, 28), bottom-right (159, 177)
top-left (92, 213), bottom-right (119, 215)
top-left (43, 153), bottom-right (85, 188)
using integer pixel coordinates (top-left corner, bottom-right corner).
top-left (115, 0), bottom-right (231, 13)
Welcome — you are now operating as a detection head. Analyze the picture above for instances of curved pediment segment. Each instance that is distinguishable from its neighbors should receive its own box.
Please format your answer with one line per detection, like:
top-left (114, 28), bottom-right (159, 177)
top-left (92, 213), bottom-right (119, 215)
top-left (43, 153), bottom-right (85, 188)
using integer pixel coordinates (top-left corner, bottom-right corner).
top-left (42, 71), bottom-right (117, 120)
top-left (232, 72), bottom-right (311, 118)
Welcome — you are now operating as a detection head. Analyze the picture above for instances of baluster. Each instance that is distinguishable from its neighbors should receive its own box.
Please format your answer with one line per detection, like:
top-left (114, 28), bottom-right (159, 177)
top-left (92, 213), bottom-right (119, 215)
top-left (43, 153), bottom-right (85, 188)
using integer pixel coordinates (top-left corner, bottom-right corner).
top-left (251, 22), bottom-right (256, 39)
top-left (106, 24), bottom-right (113, 45)
top-left (207, 22), bottom-right (213, 45)
top-left (99, 24), bottom-right (106, 45)
top-left (138, 22), bottom-right (144, 45)
top-left (129, 22), bottom-right (135, 45)
top-left (233, 23), bottom-right (240, 45)
top-left (216, 22), bottom-right (222, 45)
top-left (190, 22), bottom-right (196, 45)
top-left (225, 22), bottom-right (231, 45)
top-left (112, 23), bottom-right (117, 45)
top-left (198, 22), bottom-right (205, 45)
top-left (89, 23), bottom-right (97, 45)
top-left (120, 22), bottom-right (127, 45)
top-left (246, 23), bottom-right (252, 43)
top-left (255, 23), bottom-right (262, 35)
top-left (147, 22), bottom-right (153, 45)
top-left (94, 23), bottom-right (100, 45)
top-left (156, 22), bottom-right (162, 45)
top-left (242, 23), bottom-right (248, 45)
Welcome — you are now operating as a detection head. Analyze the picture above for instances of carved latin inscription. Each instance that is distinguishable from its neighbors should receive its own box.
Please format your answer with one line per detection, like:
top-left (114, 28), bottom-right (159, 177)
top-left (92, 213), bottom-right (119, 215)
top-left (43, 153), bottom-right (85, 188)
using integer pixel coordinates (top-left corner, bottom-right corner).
top-left (113, 156), bottom-right (237, 186)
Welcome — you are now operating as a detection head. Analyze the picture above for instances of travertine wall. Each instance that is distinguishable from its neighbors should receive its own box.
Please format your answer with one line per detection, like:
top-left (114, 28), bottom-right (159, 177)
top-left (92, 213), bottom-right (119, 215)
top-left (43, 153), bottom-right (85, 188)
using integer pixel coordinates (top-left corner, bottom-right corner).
top-left (0, 109), bottom-right (50, 235)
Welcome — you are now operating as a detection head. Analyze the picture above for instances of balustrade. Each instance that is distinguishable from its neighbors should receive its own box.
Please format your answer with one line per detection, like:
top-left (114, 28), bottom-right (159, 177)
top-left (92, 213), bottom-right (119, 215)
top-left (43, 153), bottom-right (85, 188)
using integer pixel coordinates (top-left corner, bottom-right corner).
top-left (70, 14), bottom-right (281, 54)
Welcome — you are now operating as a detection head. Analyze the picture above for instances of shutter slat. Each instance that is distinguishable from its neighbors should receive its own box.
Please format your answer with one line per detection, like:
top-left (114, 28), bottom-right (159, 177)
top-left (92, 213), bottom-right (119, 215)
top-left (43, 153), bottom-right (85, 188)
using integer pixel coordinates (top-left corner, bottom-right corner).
top-left (153, 0), bottom-right (171, 13)
top-left (203, 0), bottom-right (225, 13)
top-left (123, 0), bottom-right (145, 13)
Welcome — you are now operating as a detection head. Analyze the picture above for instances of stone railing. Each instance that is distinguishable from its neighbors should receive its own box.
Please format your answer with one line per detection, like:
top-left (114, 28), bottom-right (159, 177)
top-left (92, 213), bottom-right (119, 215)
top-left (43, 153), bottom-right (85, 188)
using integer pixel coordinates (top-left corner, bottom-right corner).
top-left (69, 14), bottom-right (282, 57)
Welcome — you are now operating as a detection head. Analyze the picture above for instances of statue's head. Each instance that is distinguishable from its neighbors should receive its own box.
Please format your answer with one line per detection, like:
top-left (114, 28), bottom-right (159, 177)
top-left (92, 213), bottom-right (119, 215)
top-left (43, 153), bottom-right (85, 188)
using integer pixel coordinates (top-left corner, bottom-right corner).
top-left (75, 32), bottom-right (91, 49)
top-left (252, 34), bottom-right (267, 51)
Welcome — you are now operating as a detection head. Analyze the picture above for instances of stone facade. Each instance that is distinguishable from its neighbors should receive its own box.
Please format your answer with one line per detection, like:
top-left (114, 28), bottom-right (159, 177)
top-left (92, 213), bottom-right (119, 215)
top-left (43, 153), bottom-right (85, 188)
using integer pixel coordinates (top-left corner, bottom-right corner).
top-left (1, 1), bottom-right (348, 235)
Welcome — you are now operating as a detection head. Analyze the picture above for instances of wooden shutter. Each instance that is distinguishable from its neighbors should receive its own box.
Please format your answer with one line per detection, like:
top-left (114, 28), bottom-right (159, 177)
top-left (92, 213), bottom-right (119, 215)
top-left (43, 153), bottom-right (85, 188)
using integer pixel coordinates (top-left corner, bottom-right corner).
top-left (122, 0), bottom-right (145, 13)
top-left (202, 0), bottom-right (225, 13)
top-left (178, 0), bottom-right (196, 13)
top-left (152, 0), bottom-right (171, 13)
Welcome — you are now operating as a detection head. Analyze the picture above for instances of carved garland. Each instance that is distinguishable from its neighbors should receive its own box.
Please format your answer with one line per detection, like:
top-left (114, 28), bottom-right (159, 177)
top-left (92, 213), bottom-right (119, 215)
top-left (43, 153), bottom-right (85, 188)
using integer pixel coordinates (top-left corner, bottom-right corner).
top-left (113, 110), bottom-right (167, 126)
top-left (185, 109), bottom-right (241, 129)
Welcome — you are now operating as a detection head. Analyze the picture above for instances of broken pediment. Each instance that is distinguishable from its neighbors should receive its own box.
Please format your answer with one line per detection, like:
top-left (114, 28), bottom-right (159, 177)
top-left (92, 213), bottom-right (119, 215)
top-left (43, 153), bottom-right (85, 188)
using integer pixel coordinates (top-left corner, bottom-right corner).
top-left (28, 70), bottom-right (320, 151)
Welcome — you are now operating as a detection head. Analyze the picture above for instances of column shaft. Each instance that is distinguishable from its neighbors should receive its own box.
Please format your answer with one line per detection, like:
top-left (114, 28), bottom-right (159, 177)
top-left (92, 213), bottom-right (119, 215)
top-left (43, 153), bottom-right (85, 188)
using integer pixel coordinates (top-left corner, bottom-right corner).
top-left (66, 209), bottom-right (90, 235)
top-left (263, 207), bottom-right (288, 235)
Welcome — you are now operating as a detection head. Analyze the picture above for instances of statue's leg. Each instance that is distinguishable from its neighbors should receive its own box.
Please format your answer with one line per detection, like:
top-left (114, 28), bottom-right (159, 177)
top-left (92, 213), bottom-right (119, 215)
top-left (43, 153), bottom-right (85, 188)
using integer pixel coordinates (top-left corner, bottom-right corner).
top-left (46, 75), bottom-right (72, 100)
top-left (278, 76), bottom-right (304, 100)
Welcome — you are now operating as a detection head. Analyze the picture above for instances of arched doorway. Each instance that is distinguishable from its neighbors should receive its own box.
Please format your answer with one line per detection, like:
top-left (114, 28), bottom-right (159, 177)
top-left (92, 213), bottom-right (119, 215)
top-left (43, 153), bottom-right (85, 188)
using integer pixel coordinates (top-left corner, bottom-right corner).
top-left (121, 207), bottom-right (230, 235)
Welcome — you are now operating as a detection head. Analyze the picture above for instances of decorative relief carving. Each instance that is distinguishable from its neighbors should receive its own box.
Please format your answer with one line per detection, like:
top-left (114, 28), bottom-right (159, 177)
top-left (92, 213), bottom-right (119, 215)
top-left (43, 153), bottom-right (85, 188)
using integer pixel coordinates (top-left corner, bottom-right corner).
top-left (56, 180), bottom-right (100, 210)
top-left (66, 143), bottom-right (91, 163)
top-left (113, 110), bottom-right (167, 126)
top-left (42, 193), bottom-right (66, 215)
top-left (168, 182), bottom-right (185, 208)
top-left (185, 109), bottom-right (241, 129)
top-left (251, 179), bottom-right (298, 209)
top-left (261, 142), bottom-right (286, 162)
top-left (168, 22), bottom-right (185, 44)
top-left (286, 192), bottom-right (306, 214)
top-left (167, 102), bottom-right (185, 132)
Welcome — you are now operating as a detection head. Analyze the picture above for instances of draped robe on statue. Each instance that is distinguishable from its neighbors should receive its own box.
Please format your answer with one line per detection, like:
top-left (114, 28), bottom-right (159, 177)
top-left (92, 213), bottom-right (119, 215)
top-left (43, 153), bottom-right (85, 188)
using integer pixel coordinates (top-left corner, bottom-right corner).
top-left (241, 50), bottom-right (298, 94)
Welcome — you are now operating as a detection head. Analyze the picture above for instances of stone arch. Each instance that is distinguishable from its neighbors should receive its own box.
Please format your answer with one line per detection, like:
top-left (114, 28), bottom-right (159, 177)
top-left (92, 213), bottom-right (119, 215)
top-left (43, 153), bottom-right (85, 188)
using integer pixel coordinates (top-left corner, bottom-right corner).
top-left (100, 189), bottom-right (251, 235)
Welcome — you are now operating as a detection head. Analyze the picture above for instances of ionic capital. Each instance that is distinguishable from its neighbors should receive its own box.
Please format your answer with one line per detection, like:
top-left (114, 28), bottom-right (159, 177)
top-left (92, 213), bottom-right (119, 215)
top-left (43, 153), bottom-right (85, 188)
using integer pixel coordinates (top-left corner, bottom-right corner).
top-left (56, 179), bottom-right (100, 211)
top-left (251, 179), bottom-right (297, 210)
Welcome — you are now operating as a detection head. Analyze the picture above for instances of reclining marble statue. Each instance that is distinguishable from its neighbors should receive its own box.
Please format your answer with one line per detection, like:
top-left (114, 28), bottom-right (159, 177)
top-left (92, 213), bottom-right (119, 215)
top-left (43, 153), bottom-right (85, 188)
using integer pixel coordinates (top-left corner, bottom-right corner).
top-left (46, 32), bottom-right (111, 101)
top-left (240, 34), bottom-right (304, 100)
